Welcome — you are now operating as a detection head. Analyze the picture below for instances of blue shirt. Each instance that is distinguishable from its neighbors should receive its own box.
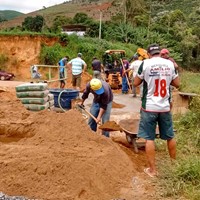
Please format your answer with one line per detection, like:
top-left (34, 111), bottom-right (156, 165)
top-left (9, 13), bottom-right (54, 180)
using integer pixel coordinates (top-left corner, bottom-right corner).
top-left (58, 58), bottom-right (68, 73)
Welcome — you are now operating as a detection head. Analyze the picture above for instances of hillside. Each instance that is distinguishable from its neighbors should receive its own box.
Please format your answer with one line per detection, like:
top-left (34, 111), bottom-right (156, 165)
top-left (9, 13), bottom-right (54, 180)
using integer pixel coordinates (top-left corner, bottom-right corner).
top-left (0, 0), bottom-right (115, 29)
top-left (0, 0), bottom-right (199, 29)
top-left (0, 10), bottom-right (24, 21)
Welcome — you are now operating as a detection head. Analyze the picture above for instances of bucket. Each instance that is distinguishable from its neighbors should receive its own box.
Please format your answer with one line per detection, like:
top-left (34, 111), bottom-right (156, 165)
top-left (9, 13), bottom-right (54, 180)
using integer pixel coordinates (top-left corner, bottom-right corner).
top-left (49, 89), bottom-right (79, 109)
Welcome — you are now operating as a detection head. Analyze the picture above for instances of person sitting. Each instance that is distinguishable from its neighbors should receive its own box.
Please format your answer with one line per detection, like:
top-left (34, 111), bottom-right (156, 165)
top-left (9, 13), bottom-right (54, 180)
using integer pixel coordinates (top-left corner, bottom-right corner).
top-left (31, 65), bottom-right (42, 79)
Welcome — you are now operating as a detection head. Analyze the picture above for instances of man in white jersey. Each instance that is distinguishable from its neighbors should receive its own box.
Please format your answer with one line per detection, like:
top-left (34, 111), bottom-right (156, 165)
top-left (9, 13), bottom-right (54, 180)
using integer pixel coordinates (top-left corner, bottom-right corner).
top-left (129, 54), bottom-right (143, 97)
top-left (134, 44), bottom-right (180, 177)
top-left (67, 53), bottom-right (87, 90)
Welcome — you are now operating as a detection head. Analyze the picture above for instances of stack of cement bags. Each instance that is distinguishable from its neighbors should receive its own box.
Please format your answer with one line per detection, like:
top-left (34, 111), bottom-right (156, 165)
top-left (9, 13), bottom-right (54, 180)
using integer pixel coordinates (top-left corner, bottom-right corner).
top-left (16, 82), bottom-right (54, 111)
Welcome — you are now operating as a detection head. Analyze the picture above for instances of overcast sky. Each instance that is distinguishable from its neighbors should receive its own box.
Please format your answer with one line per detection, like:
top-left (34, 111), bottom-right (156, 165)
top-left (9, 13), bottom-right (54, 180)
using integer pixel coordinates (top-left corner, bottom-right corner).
top-left (0, 0), bottom-right (69, 14)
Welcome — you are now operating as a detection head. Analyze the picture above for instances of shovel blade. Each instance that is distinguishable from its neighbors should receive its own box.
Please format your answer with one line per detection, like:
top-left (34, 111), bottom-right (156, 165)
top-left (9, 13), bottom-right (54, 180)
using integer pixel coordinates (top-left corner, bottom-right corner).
top-left (99, 121), bottom-right (123, 132)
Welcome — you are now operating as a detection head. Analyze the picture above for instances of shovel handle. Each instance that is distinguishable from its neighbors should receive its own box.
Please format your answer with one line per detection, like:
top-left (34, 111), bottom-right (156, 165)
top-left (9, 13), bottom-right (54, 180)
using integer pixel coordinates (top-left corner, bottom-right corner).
top-left (82, 108), bottom-right (100, 123)
top-left (77, 104), bottom-right (100, 124)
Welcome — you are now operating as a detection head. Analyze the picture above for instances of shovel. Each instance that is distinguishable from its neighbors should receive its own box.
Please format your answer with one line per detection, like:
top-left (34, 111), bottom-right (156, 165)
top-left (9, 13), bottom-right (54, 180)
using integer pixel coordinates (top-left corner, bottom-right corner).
top-left (77, 104), bottom-right (123, 131)
top-left (77, 104), bottom-right (100, 124)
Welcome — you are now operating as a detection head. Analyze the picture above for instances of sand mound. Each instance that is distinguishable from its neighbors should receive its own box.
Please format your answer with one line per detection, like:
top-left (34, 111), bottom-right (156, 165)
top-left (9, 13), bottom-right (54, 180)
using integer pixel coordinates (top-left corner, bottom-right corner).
top-left (0, 90), bottom-right (139, 200)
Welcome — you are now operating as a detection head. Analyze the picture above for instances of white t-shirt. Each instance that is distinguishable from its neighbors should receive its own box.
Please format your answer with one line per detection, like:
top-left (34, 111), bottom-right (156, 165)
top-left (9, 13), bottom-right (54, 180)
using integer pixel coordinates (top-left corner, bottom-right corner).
top-left (129, 60), bottom-right (143, 78)
top-left (137, 57), bottom-right (178, 112)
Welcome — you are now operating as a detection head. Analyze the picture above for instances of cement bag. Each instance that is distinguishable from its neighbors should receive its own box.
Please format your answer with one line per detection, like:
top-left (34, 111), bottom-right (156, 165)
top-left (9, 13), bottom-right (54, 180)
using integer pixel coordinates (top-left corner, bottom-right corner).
top-left (48, 93), bottom-right (54, 101)
top-left (20, 96), bottom-right (48, 105)
top-left (15, 82), bottom-right (48, 92)
top-left (48, 99), bottom-right (54, 107)
top-left (23, 102), bottom-right (49, 111)
top-left (16, 90), bottom-right (49, 98)
top-left (48, 106), bottom-right (55, 111)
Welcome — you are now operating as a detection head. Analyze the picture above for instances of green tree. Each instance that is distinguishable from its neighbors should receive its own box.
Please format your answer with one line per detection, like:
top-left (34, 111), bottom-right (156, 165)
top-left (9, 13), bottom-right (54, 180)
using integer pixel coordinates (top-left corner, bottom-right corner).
top-left (104, 22), bottom-right (134, 43)
top-left (51, 15), bottom-right (72, 33)
top-left (22, 15), bottom-right (44, 32)
top-left (0, 16), bottom-right (7, 22)
top-left (73, 12), bottom-right (92, 24)
top-left (33, 15), bottom-right (44, 32)
top-left (125, 0), bottom-right (147, 25)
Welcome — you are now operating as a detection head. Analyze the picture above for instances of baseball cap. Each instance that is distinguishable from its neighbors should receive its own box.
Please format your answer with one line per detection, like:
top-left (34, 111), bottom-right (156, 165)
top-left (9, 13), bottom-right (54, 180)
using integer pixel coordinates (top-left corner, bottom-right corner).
top-left (160, 48), bottom-right (169, 54)
top-left (78, 53), bottom-right (82, 57)
top-left (133, 53), bottom-right (139, 60)
top-left (147, 44), bottom-right (160, 55)
top-left (90, 78), bottom-right (104, 95)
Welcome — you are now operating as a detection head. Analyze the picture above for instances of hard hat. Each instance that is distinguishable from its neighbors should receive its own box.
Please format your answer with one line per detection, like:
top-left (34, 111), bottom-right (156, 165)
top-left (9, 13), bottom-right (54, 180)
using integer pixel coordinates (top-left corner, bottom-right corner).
top-left (90, 78), bottom-right (104, 95)
top-left (160, 48), bottom-right (169, 54)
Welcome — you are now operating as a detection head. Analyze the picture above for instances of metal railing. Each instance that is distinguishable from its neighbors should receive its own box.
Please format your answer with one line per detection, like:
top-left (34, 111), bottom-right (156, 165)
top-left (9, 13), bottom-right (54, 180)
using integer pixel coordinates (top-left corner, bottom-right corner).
top-left (30, 65), bottom-right (67, 83)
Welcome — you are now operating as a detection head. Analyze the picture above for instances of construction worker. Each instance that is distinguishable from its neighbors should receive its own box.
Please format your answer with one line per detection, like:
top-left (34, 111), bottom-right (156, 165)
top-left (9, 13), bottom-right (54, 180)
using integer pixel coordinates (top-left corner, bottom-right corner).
top-left (129, 54), bottom-right (143, 97)
top-left (120, 57), bottom-right (130, 94)
top-left (91, 57), bottom-right (105, 80)
top-left (160, 48), bottom-right (179, 110)
top-left (134, 43), bottom-right (180, 177)
top-left (160, 48), bottom-right (178, 71)
top-left (80, 78), bottom-right (113, 137)
top-left (67, 53), bottom-right (87, 91)
top-left (58, 56), bottom-right (69, 89)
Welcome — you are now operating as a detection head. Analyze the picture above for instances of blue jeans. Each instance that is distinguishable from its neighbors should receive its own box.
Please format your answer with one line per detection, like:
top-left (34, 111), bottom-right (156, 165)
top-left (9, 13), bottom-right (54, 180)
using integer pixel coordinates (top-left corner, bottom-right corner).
top-left (88, 101), bottom-right (112, 137)
top-left (122, 76), bottom-right (128, 93)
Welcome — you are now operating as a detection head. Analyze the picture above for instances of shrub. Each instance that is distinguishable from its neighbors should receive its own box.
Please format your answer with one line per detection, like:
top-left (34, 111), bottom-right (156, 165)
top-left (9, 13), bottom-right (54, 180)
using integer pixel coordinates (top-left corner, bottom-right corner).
top-left (0, 54), bottom-right (9, 69)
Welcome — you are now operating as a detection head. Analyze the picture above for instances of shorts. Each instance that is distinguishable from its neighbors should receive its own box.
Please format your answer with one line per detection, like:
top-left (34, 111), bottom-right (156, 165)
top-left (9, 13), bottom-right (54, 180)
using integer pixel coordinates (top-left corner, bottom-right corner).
top-left (72, 73), bottom-right (81, 87)
top-left (138, 109), bottom-right (174, 140)
top-left (60, 72), bottom-right (65, 83)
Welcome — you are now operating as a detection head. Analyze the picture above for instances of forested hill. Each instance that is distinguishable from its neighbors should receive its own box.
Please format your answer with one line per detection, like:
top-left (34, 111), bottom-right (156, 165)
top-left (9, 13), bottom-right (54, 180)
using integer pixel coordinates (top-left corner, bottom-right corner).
top-left (0, 0), bottom-right (199, 25)
top-left (0, 10), bottom-right (24, 21)
top-left (147, 0), bottom-right (200, 15)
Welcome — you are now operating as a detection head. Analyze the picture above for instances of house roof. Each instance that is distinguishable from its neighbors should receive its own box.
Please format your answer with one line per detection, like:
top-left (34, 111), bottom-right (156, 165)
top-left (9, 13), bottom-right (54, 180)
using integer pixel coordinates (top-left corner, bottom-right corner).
top-left (62, 24), bottom-right (87, 31)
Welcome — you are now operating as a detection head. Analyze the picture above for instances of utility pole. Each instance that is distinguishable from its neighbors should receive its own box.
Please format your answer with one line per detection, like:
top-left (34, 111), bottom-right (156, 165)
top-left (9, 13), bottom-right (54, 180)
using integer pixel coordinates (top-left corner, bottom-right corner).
top-left (147, 0), bottom-right (152, 40)
top-left (124, 0), bottom-right (127, 24)
top-left (99, 10), bottom-right (102, 39)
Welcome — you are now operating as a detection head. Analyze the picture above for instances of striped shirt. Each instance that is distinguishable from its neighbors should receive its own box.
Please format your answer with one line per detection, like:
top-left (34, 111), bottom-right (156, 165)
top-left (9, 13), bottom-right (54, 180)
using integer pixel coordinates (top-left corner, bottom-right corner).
top-left (68, 57), bottom-right (86, 75)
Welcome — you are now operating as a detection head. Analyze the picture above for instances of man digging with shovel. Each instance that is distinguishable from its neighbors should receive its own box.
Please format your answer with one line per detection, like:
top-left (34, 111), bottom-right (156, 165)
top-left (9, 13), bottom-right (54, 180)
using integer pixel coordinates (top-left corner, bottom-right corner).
top-left (79, 78), bottom-right (113, 137)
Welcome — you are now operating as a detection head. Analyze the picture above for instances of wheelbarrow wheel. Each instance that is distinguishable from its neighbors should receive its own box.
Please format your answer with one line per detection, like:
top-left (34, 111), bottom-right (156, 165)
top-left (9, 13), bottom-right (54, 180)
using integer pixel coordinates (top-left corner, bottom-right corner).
top-left (131, 138), bottom-right (139, 153)
top-left (125, 133), bottom-right (139, 153)
top-left (126, 134), bottom-right (132, 144)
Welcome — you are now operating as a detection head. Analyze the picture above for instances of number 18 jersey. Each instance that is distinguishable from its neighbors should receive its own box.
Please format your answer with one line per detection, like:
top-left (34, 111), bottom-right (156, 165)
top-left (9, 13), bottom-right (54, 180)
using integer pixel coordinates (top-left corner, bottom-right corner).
top-left (137, 57), bottom-right (178, 112)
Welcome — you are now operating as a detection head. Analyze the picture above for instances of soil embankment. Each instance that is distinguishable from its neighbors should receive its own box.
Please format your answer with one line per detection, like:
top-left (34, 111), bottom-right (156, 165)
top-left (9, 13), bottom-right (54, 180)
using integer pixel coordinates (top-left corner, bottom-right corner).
top-left (0, 35), bottom-right (58, 80)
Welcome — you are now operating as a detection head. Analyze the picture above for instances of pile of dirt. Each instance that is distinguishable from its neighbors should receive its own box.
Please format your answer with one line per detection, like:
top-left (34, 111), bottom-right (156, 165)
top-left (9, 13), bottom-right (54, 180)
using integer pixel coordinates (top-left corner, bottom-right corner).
top-left (0, 90), bottom-right (145, 200)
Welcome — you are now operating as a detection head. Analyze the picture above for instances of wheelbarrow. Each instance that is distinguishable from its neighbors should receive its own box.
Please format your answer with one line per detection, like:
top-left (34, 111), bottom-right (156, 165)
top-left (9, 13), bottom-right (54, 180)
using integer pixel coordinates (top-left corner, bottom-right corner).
top-left (99, 119), bottom-right (142, 153)
top-left (76, 105), bottom-right (155, 153)
top-left (100, 119), bottom-right (160, 153)
top-left (118, 119), bottom-right (141, 153)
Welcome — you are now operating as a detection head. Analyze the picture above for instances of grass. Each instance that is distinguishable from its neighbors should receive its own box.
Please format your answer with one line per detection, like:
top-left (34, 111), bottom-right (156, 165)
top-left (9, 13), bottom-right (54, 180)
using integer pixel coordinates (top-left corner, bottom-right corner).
top-left (155, 74), bottom-right (200, 199)
top-left (179, 71), bottom-right (200, 94)
top-left (152, 71), bottom-right (200, 199)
